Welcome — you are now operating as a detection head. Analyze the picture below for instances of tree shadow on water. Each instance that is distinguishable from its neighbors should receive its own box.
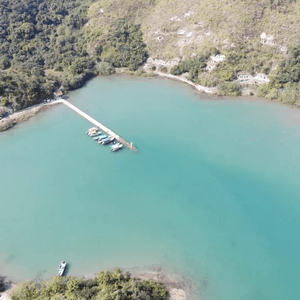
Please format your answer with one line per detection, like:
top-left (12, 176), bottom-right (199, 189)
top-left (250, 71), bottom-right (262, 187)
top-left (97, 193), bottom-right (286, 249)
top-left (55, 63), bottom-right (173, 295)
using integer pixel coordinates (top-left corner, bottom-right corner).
top-left (0, 275), bottom-right (13, 292)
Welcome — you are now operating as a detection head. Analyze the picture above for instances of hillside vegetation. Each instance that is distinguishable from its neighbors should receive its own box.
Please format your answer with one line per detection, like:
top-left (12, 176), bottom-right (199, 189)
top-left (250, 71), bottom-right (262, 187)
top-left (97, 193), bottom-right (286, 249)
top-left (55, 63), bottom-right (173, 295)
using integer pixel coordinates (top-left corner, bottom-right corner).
top-left (11, 269), bottom-right (168, 300)
top-left (1, 0), bottom-right (300, 110)
top-left (0, 0), bottom-right (147, 110)
top-left (86, 0), bottom-right (300, 101)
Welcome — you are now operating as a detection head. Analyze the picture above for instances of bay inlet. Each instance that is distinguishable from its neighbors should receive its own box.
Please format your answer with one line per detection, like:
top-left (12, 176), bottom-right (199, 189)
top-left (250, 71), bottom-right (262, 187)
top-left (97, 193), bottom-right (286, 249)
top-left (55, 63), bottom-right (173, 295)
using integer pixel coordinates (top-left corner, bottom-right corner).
top-left (1, 76), bottom-right (300, 300)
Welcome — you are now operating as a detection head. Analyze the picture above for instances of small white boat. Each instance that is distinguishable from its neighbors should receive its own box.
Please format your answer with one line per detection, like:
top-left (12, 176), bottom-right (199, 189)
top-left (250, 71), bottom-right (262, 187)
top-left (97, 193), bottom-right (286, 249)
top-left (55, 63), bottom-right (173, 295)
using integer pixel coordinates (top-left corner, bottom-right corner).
top-left (87, 130), bottom-right (97, 136)
top-left (93, 133), bottom-right (104, 140)
top-left (110, 142), bottom-right (123, 152)
top-left (89, 131), bottom-right (101, 137)
top-left (58, 261), bottom-right (67, 276)
top-left (86, 127), bottom-right (98, 135)
top-left (97, 135), bottom-right (108, 143)
top-left (101, 136), bottom-right (115, 145)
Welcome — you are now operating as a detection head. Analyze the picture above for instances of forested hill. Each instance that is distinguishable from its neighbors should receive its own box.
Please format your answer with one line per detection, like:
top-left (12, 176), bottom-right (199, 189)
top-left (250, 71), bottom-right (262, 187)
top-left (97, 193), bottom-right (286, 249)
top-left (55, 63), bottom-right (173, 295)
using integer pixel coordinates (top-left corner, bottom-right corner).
top-left (1, 0), bottom-right (300, 112)
top-left (0, 0), bottom-right (147, 111)
top-left (0, 0), bottom-right (89, 109)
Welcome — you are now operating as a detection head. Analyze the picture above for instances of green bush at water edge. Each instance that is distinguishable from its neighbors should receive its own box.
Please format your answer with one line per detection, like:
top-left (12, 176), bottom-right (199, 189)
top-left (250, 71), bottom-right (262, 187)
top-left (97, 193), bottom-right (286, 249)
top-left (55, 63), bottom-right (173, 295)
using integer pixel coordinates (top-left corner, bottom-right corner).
top-left (11, 269), bottom-right (168, 300)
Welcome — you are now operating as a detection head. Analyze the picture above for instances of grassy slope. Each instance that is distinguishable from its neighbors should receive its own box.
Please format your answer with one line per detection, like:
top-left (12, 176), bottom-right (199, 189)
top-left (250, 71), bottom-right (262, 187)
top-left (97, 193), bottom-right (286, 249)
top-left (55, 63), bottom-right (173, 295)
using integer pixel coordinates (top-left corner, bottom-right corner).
top-left (87, 0), bottom-right (300, 68)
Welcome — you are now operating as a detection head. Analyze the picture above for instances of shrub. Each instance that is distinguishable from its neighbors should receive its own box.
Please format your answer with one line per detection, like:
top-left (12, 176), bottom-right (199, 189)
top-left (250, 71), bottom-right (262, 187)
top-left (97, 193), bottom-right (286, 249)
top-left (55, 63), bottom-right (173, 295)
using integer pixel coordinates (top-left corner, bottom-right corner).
top-left (170, 53), bottom-right (210, 82)
top-left (265, 88), bottom-right (279, 100)
top-left (150, 65), bottom-right (156, 71)
top-left (135, 68), bottom-right (145, 76)
top-left (96, 62), bottom-right (115, 76)
top-left (159, 66), bottom-right (168, 73)
top-left (12, 269), bottom-right (168, 300)
top-left (217, 82), bottom-right (242, 96)
top-left (1, 97), bottom-right (8, 106)
top-left (217, 70), bottom-right (235, 81)
top-left (100, 19), bottom-right (148, 71)
top-left (256, 84), bottom-right (270, 97)
top-left (11, 281), bottom-right (40, 300)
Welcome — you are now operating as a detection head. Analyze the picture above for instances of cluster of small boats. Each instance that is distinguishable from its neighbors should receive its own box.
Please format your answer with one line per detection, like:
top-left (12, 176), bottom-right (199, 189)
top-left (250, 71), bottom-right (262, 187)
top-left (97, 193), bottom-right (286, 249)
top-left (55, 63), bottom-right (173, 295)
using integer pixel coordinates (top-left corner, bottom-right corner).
top-left (86, 127), bottom-right (123, 152)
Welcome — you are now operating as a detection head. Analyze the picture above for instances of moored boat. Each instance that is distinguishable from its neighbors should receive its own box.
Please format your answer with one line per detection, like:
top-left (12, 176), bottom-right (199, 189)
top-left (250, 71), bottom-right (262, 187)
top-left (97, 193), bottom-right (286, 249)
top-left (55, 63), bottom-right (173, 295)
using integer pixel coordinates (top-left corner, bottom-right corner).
top-left (89, 131), bottom-right (101, 137)
top-left (97, 135), bottom-right (108, 143)
top-left (110, 142), bottom-right (123, 152)
top-left (100, 136), bottom-right (115, 145)
top-left (86, 127), bottom-right (98, 135)
top-left (58, 261), bottom-right (67, 276)
top-left (93, 133), bottom-right (104, 140)
top-left (95, 134), bottom-right (107, 142)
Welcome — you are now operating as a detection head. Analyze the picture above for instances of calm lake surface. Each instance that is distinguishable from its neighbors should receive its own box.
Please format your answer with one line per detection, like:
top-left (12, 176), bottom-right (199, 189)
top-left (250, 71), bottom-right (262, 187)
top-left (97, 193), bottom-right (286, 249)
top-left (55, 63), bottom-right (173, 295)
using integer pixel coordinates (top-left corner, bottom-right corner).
top-left (1, 76), bottom-right (300, 299)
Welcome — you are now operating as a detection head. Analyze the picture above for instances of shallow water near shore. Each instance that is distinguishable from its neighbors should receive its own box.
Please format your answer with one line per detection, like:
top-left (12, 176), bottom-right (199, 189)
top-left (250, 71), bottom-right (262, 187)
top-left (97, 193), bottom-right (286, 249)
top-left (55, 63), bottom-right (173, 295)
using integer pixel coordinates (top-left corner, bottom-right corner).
top-left (1, 76), bottom-right (300, 299)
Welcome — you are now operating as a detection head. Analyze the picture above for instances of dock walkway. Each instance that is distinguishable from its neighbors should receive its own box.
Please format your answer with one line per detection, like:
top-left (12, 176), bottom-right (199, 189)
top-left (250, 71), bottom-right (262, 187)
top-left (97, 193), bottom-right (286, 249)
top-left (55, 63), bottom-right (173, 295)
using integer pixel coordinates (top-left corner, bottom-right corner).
top-left (56, 99), bottom-right (137, 151)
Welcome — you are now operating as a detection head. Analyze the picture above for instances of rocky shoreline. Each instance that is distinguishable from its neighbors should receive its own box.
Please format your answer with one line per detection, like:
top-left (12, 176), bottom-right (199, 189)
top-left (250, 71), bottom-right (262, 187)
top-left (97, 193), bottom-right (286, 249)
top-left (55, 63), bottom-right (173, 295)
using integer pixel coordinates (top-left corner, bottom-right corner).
top-left (0, 101), bottom-right (60, 133)
top-left (131, 271), bottom-right (187, 300)
top-left (0, 71), bottom-right (261, 135)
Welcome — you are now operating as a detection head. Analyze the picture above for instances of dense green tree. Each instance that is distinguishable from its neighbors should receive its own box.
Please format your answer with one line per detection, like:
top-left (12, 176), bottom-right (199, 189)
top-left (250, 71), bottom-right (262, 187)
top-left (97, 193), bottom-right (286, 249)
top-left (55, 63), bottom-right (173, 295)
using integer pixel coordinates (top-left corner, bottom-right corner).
top-left (273, 43), bottom-right (300, 86)
top-left (11, 281), bottom-right (40, 300)
top-left (11, 269), bottom-right (168, 300)
top-left (96, 62), bottom-right (115, 76)
top-left (217, 82), bottom-right (242, 96)
top-left (100, 19), bottom-right (148, 71)
top-left (170, 54), bottom-right (210, 82)
top-left (0, 0), bottom-right (148, 111)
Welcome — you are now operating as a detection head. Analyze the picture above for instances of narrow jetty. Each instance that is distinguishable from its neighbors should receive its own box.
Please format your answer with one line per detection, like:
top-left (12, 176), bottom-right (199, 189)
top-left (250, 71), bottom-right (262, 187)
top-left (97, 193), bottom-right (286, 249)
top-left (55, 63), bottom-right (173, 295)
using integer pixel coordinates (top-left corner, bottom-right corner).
top-left (56, 99), bottom-right (137, 151)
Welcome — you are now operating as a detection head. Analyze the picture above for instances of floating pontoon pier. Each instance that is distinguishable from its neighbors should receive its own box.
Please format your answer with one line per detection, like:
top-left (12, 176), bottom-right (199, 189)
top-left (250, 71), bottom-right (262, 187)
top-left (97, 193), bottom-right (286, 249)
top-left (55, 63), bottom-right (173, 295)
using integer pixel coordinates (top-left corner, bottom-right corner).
top-left (56, 99), bottom-right (137, 152)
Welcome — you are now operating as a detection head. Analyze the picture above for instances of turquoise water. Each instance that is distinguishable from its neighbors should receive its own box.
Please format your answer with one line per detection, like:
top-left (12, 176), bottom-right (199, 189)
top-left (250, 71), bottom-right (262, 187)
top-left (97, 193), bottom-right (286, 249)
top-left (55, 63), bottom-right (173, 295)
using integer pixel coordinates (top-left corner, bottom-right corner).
top-left (1, 76), bottom-right (300, 299)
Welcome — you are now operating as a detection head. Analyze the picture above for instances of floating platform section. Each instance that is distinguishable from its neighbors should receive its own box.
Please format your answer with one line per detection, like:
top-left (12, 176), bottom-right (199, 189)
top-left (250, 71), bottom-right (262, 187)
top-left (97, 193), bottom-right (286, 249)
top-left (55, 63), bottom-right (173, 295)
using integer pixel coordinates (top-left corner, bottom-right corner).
top-left (56, 99), bottom-right (137, 152)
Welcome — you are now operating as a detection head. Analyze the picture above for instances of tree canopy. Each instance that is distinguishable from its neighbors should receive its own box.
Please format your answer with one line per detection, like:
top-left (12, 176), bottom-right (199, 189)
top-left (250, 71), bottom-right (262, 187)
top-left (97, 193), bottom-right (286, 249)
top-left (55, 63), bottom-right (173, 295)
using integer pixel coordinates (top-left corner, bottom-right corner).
top-left (0, 0), bottom-right (147, 111)
top-left (11, 269), bottom-right (168, 300)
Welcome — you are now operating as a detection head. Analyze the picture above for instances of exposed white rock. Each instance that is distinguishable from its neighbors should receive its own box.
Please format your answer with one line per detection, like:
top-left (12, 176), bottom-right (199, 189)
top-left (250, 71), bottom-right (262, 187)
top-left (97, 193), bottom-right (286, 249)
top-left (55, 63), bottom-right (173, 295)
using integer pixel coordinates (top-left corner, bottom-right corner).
top-left (260, 32), bottom-right (267, 40)
top-left (170, 16), bottom-right (182, 21)
top-left (206, 65), bottom-right (214, 71)
top-left (206, 54), bottom-right (226, 72)
top-left (171, 59), bottom-right (180, 65)
top-left (99, 8), bottom-right (104, 13)
top-left (146, 57), bottom-right (179, 68)
top-left (211, 54), bottom-right (226, 62)
top-left (260, 32), bottom-right (276, 46)
top-left (178, 39), bottom-right (187, 45)
top-left (186, 32), bottom-right (193, 38)
top-left (177, 29), bottom-right (186, 35)
top-left (184, 11), bottom-right (193, 18)
top-left (196, 35), bottom-right (203, 43)
top-left (280, 46), bottom-right (288, 52)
